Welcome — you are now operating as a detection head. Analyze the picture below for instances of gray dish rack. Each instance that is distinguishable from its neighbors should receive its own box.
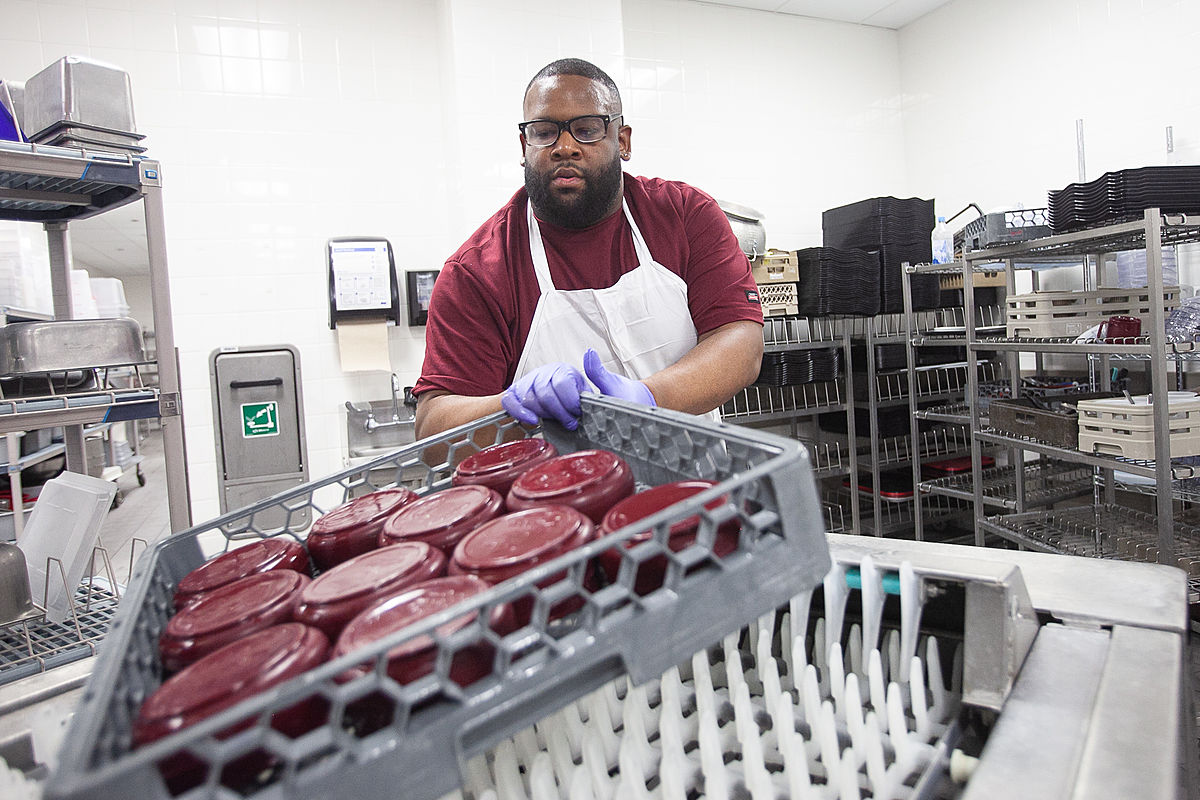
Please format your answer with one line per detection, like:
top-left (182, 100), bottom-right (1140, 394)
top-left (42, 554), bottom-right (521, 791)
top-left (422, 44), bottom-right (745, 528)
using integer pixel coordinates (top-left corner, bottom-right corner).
top-left (29, 389), bottom-right (1192, 797)
top-left (44, 396), bottom-right (831, 800)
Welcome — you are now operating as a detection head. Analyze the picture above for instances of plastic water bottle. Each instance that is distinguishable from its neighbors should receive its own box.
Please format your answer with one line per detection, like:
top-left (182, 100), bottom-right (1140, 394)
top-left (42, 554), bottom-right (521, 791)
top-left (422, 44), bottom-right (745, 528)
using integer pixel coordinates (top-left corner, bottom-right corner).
top-left (931, 216), bottom-right (953, 265)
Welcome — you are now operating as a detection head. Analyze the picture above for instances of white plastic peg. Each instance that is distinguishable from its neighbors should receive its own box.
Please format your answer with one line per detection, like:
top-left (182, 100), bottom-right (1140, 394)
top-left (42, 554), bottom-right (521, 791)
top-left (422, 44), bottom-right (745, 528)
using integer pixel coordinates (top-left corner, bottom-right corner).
top-left (899, 561), bottom-right (922, 684)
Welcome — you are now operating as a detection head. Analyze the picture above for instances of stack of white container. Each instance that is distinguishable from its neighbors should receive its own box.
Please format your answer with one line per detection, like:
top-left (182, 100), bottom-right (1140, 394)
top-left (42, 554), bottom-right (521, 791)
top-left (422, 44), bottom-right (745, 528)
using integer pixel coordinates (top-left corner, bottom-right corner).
top-left (0, 222), bottom-right (52, 315)
top-left (89, 276), bottom-right (129, 318)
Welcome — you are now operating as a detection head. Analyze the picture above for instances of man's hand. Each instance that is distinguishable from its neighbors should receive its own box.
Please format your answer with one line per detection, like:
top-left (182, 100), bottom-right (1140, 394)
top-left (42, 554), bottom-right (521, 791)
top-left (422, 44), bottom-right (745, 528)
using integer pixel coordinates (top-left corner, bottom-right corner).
top-left (583, 349), bottom-right (656, 406)
top-left (501, 362), bottom-right (587, 430)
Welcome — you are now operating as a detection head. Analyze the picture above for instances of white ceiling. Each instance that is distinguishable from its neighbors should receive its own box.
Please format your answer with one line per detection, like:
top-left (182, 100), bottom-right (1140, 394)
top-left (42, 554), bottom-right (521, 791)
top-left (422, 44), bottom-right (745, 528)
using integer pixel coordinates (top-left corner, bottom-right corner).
top-left (690, 0), bottom-right (954, 29)
top-left (67, 0), bottom-right (952, 279)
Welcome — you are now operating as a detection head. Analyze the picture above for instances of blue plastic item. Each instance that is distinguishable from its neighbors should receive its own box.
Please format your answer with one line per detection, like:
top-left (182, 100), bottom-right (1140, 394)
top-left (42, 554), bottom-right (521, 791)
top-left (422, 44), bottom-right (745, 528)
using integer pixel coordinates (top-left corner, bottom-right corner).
top-left (0, 101), bottom-right (21, 142)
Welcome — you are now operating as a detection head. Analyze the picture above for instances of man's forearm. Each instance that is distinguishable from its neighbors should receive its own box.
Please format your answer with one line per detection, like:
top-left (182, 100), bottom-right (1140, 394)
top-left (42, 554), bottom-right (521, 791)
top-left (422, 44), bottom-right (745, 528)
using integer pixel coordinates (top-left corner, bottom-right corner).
top-left (414, 391), bottom-right (505, 440)
top-left (642, 320), bottom-right (763, 415)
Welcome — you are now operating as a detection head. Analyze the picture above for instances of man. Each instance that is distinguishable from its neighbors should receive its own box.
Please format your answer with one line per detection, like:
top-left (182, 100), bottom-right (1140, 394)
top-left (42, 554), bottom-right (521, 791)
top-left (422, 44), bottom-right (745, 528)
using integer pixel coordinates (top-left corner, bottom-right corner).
top-left (413, 58), bottom-right (763, 438)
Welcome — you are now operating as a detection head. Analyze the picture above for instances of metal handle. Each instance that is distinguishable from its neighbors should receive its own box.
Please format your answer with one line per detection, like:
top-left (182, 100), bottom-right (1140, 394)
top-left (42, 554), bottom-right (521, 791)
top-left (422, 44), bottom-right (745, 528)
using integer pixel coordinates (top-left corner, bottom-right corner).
top-left (229, 378), bottom-right (283, 389)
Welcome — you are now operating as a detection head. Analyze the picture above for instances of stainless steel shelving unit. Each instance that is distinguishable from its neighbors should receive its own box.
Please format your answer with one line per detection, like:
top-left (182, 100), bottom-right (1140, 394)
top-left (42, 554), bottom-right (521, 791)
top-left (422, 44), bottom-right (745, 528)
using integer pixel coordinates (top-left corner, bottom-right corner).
top-left (944, 209), bottom-right (1200, 581)
top-left (0, 140), bottom-right (189, 534)
top-left (722, 316), bottom-right (859, 533)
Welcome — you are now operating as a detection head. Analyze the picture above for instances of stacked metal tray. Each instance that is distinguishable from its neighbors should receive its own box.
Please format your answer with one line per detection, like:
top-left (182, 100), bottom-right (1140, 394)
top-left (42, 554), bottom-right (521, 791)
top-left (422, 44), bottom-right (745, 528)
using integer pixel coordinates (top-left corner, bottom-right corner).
top-left (45, 396), bottom-right (829, 800)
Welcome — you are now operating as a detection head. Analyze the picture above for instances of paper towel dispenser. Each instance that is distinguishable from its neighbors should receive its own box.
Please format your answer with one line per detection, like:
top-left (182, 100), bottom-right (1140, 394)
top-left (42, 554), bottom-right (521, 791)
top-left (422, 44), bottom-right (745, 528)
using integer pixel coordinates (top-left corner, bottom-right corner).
top-left (327, 237), bottom-right (401, 329)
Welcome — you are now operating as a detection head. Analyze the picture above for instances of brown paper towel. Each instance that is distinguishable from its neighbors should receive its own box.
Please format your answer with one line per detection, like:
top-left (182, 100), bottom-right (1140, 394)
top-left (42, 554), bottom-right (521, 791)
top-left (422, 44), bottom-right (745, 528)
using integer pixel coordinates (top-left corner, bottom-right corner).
top-left (336, 319), bottom-right (391, 372)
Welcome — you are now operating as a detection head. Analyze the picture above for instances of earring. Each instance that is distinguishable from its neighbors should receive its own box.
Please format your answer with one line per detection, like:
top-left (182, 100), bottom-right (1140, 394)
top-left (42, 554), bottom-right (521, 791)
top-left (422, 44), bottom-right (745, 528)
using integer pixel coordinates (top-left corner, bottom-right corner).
top-left (620, 152), bottom-right (630, 160)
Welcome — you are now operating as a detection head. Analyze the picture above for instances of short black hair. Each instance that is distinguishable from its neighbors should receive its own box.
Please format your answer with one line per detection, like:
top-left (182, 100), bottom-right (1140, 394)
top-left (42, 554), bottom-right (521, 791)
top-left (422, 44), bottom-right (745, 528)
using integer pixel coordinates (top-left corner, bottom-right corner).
top-left (524, 58), bottom-right (622, 112)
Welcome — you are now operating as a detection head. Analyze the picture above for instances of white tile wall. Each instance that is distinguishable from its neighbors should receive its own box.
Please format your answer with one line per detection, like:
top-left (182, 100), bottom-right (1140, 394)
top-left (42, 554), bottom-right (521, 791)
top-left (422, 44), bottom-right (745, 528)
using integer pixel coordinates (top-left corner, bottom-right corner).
top-left (4, 0), bottom-right (1198, 522)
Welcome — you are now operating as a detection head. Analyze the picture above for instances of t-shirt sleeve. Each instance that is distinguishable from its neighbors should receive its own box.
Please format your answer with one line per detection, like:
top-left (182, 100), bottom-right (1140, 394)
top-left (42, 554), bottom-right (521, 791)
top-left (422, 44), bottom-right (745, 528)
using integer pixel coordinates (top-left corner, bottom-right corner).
top-left (681, 192), bottom-right (764, 335)
top-left (412, 257), bottom-right (515, 398)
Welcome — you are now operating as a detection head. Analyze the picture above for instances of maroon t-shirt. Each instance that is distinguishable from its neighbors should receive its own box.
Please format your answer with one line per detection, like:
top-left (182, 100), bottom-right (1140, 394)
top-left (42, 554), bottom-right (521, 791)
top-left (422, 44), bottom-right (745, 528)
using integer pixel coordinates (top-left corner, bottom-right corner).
top-left (413, 174), bottom-right (763, 398)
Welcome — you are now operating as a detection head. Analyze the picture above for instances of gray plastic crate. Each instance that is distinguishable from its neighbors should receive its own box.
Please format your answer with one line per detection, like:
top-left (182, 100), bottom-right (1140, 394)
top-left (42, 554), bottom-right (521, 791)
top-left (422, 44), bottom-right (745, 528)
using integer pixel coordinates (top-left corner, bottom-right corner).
top-left (45, 395), bottom-right (829, 800)
top-left (955, 208), bottom-right (1051, 252)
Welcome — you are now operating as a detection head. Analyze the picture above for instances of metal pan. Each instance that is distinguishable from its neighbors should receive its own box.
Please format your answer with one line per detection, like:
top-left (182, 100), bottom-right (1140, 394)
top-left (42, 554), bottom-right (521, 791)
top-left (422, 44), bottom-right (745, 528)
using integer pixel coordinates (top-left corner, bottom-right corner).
top-left (0, 318), bottom-right (145, 376)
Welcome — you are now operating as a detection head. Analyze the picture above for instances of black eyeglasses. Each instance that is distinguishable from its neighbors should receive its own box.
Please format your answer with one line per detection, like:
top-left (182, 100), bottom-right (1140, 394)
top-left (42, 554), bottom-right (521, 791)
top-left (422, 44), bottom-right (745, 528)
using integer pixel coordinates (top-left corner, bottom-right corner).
top-left (518, 114), bottom-right (622, 147)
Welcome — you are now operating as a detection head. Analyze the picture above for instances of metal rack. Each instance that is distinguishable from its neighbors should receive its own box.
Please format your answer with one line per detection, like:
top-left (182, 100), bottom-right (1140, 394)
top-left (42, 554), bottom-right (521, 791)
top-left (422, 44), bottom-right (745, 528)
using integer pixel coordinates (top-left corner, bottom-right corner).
top-left (920, 461), bottom-right (1094, 510)
top-left (723, 314), bottom-right (860, 534)
top-left (942, 209), bottom-right (1200, 571)
top-left (0, 140), bottom-right (188, 534)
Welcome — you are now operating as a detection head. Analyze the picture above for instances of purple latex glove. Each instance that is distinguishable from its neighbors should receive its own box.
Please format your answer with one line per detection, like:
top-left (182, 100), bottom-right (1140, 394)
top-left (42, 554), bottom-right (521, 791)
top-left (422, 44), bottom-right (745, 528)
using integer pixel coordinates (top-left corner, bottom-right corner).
top-left (501, 362), bottom-right (587, 430)
top-left (583, 349), bottom-right (656, 407)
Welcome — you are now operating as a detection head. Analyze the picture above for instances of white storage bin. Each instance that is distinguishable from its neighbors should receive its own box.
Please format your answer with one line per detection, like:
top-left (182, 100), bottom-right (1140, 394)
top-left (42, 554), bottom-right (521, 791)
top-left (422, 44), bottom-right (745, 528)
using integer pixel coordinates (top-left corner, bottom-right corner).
top-left (70, 269), bottom-right (99, 319)
top-left (90, 276), bottom-right (128, 318)
top-left (1077, 393), bottom-right (1200, 459)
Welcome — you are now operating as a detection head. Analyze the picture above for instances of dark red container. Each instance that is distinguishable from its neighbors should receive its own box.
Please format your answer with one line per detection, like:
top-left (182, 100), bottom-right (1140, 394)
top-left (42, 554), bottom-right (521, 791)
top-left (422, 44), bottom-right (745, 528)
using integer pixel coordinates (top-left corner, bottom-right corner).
top-left (293, 542), bottom-right (447, 639)
top-left (173, 538), bottom-right (310, 610)
top-left (159, 570), bottom-right (309, 672)
top-left (334, 574), bottom-right (512, 687)
top-left (307, 487), bottom-right (418, 571)
top-left (378, 485), bottom-right (504, 554)
top-left (452, 438), bottom-right (559, 496)
top-left (505, 449), bottom-right (634, 523)
top-left (135, 622), bottom-right (329, 794)
top-left (596, 480), bottom-right (742, 595)
top-left (450, 505), bottom-right (598, 621)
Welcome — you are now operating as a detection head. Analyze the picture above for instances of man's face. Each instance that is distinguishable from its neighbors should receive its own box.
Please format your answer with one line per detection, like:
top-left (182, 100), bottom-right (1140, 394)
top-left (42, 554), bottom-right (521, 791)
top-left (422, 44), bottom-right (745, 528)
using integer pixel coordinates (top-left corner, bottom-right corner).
top-left (521, 75), bottom-right (631, 229)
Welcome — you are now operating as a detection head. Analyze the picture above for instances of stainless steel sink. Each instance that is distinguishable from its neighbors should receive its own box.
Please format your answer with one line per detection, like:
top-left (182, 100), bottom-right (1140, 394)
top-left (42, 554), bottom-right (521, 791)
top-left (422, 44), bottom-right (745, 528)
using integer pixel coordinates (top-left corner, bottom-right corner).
top-left (345, 398), bottom-right (414, 458)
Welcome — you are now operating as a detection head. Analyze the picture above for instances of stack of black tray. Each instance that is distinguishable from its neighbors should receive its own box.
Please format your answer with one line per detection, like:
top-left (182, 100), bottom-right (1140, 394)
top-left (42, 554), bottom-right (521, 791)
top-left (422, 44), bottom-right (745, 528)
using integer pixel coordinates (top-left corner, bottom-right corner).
top-left (822, 196), bottom-right (941, 313)
top-left (794, 247), bottom-right (880, 317)
top-left (1048, 166), bottom-right (1200, 232)
top-left (850, 342), bottom-right (967, 372)
top-left (754, 347), bottom-right (841, 386)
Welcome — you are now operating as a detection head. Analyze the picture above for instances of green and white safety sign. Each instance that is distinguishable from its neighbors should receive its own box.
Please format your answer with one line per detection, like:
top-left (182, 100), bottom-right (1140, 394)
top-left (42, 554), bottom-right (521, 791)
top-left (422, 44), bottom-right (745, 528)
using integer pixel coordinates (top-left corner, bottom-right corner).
top-left (241, 401), bottom-right (280, 438)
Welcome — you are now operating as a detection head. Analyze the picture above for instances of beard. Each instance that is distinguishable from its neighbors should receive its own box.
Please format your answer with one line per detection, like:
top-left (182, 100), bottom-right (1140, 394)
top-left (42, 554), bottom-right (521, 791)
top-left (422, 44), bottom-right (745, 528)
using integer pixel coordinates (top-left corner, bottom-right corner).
top-left (525, 155), bottom-right (623, 229)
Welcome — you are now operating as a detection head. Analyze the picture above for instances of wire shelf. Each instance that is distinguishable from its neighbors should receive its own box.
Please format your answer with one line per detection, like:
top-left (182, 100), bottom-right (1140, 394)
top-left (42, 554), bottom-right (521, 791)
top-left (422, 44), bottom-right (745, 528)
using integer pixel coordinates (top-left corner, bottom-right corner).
top-left (919, 462), bottom-right (1093, 510)
top-left (911, 306), bottom-right (1007, 344)
top-left (913, 402), bottom-right (976, 426)
top-left (855, 492), bottom-right (971, 537)
top-left (721, 380), bottom-right (845, 421)
top-left (981, 504), bottom-right (1200, 577)
top-left (859, 425), bottom-right (973, 469)
top-left (977, 427), bottom-right (1200, 484)
top-left (761, 317), bottom-right (844, 350)
top-left (0, 581), bottom-right (119, 686)
top-left (961, 212), bottom-right (1200, 262)
top-left (866, 359), bottom-right (1006, 404)
top-left (800, 437), bottom-right (852, 477)
top-left (820, 499), bottom-right (850, 533)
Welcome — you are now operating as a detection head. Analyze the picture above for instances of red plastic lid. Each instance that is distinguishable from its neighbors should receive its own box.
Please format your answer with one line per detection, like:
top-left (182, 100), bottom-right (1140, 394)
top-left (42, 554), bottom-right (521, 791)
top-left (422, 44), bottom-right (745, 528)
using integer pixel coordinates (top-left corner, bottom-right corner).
top-left (135, 622), bottom-right (330, 746)
top-left (293, 542), bottom-right (447, 638)
top-left (601, 480), bottom-right (721, 540)
top-left (174, 538), bottom-right (309, 609)
top-left (379, 485), bottom-right (504, 551)
top-left (452, 439), bottom-right (558, 492)
top-left (160, 570), bottom-right (309, 671)
top-left (334, 574), bottom-right (496, 664)
top-left (506, 450), bottom-right (634, 522)
top-left (452, 505), bottom-right (594, 573)
top-left (509, 450), bottom-right (624, 497)
top-left (312, 488), bottom-right (418, 534)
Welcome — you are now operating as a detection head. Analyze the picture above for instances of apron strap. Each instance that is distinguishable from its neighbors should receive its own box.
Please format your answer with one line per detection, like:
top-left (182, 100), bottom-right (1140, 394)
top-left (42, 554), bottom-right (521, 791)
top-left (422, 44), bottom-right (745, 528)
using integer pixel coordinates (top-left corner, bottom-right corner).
top-left (526, 198), bottom-right (656, 297)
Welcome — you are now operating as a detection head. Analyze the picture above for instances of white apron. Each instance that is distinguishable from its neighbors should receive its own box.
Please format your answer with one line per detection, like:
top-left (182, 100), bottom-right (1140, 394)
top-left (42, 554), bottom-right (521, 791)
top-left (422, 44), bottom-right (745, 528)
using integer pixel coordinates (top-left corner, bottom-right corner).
top-left (514, 199), bottom-right (699, 390)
